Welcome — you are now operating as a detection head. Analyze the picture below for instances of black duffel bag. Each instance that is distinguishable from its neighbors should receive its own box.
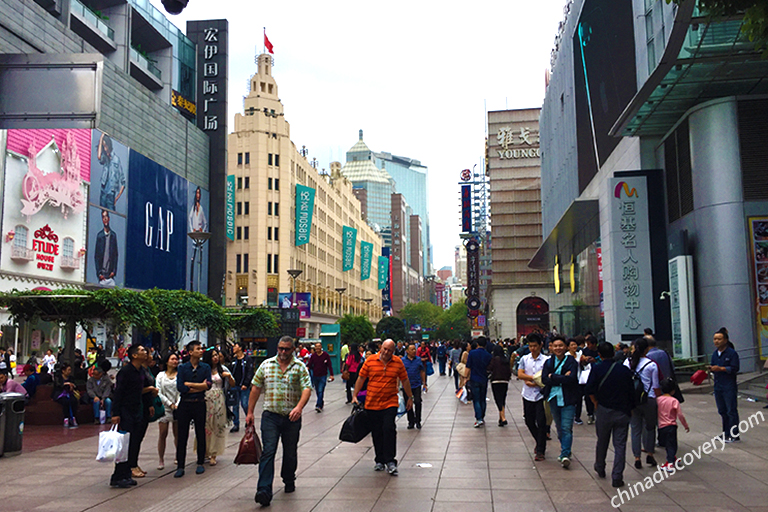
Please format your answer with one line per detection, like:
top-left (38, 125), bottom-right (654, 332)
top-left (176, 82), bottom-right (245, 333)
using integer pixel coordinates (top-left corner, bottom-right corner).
top-left (339, 404), bottom-right (371, 443)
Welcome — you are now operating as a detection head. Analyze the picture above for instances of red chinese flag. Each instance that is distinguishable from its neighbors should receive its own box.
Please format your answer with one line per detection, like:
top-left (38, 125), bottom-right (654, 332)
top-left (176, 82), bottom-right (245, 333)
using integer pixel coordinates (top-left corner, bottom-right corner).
top-left (264, 33), bottom-right (274, 54)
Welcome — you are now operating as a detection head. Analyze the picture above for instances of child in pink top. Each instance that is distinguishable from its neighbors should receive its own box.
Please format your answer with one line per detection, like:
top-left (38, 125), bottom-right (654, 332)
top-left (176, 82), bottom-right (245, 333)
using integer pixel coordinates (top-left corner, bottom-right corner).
top-left (657, 378), bottom-right (689, 471)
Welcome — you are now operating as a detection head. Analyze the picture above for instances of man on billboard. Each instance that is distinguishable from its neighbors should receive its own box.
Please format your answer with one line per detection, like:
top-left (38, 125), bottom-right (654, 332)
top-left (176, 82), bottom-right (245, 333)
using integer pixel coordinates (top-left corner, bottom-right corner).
top-left (97, 133), bottom-right (126, 211)
top-left (95, 209), bottom-right (118, 287)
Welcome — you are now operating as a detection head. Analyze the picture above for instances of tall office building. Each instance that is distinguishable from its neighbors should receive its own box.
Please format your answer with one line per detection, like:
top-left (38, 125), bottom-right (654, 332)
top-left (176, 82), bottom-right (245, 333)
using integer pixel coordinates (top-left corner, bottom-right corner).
top-left (227, 54), bottom-right (382, 338)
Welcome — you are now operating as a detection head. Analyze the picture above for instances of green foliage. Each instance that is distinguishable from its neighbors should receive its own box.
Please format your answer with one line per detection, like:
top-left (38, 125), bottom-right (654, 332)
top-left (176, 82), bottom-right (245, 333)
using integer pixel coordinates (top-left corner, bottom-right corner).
top-left (435, 302), bottom-right (470, 340)
top-left (667, 0), bottom-right (768, 54)
top-left (338, 314), bottom-right (375, 347)
top-left (399, 301), bottom-right (444, 331)
top-left (230, 307), bottom-right (281, 337)
top-left (376, 316), bottom-right (406, 341)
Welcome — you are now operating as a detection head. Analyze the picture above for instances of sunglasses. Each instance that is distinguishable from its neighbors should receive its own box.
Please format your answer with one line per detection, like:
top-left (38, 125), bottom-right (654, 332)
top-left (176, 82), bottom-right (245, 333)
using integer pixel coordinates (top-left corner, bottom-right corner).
top-left (277, 346), bottom-right (294, 352)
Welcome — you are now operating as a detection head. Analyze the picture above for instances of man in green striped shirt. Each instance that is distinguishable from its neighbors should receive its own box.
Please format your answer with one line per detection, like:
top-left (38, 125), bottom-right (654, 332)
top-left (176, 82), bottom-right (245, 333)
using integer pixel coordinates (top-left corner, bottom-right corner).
top-left (247, 336), bottom-right (311, 507)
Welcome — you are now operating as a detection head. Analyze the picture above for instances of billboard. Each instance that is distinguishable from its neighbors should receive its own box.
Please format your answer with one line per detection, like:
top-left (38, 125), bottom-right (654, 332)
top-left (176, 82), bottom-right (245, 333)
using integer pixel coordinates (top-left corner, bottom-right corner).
top-left (360, 241), bottom-right (373, 280)
top-left (1, 129), bottom-right (90, 282)
top-left (278, 292), bottom-right (311, 319)
top-left (186, 183), bottom-right (210, 295)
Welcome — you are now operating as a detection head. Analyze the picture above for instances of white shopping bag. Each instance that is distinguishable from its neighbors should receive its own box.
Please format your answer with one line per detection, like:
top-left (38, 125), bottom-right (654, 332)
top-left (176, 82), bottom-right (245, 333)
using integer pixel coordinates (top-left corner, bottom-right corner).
top-left (96, 425), bottom-right (130, 463)
top-left (99, 410), bottom-right (106, 424)
top-left (397, 395), bottom-right (407, 417)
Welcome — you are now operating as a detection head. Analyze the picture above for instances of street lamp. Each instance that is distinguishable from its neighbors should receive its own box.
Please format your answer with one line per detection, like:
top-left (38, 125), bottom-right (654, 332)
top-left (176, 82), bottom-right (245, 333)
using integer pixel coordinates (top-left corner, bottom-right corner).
top-left (287, 269), bottom-right (303, 307)
top-left (188, 231), bottom-right (212, 293)
top-left (362, 297), bottom-right (373, 318)
top-left (335, 287), bottom-right (346, 316)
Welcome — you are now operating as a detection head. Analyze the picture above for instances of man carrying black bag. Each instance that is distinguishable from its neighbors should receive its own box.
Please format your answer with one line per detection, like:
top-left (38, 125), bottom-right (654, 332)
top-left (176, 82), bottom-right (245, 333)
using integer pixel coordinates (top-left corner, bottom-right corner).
top-left (340, 404), bottom-right (370, 443)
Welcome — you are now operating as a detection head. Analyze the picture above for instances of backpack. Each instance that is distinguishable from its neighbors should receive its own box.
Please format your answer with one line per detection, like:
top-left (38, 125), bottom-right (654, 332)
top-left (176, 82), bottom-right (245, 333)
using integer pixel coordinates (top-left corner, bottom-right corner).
top-left (437, 345), bottom-right (446, 359)
top-left (632, 361), bottom-right (652, 405)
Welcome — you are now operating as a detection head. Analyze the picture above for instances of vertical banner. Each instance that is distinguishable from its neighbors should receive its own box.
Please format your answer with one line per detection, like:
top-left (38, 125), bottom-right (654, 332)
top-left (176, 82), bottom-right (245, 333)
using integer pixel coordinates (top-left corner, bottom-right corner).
top-left (360, 241), bottom-right (373, 280)
top-left (342, 226), bottom-right (357, 271)
top-left (748, 217), bottom-right (768, 359)
top-left (226, 175), bottom-right (235, 241)
top-left (378, 255), bottom-right (389, 290)
top-left (461, 185), bottom-right (472, 233)
top-left (610, 177), bottom-right (653, 336)
top-left (295, 184), bottom-right (315, 246)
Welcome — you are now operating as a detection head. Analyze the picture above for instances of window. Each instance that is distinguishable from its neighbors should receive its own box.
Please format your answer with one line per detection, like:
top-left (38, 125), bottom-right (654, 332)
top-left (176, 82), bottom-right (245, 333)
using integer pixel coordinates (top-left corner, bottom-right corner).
top-left (237, 177), bottom-right (242, 189)
top-left (245, 177), bottom-right (250, 189)
top-left (268, 178), bottom-right (272, 190)
top-left (243, 253), bottom-right (249, 273)
top-left (268, 154), bottom-right (273, 166)
top-left (237, 202), bottom-right (242, 215)
top-left (268, 202), bottom-right (272, 215)
top-left (237, 153), bottom-right (243, 165)
top-left (274, 227), bottom-right (279, 241)
top-left (267, 253), bottom-right (272, 273)
top-left (274, 178), bottom-right (279, 191)
top-left (237, 226), bottom-right (242, 240)
top-left (275, 154), bottom-right (280, 167)
top-left (14, 225), bottom-right (28, 248)
top-left (62, 237), bottom-right (74, 258)
top-left (244, 202), bottom-right (250, 215)
top-left (244, 226), bottom-right (249, 240)
top-left (268, 227), bottom-right (272, 240)
top-left (245, 152), bottom-right (250, 165)
top-left (273, 254), bottom-right (279, 275)
top-left (274, 202), bottom-right (279, 216)
top-left (236, 254), bottom-right (242, 273)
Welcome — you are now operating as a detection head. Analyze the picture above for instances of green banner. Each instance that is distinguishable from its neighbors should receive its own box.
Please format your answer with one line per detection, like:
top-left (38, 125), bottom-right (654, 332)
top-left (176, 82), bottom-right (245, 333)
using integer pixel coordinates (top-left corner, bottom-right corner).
top-left (378, 256), bottom-right (389, 290)
top-left (342, 226), bottom-right (357, 271)
top-left (360, 241), bottom-right (373, 280)
top-left (226, 175), bottom-right (235, 241)
top-left (295, 184), bottom-right (315, 246)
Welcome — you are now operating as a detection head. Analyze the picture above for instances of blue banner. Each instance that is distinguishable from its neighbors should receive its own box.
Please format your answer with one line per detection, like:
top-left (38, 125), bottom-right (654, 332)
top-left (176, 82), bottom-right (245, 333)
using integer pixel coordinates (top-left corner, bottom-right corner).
top-left (342, 226), bottom-right (357, 271)
top-left (226, 175), bottom-right (235, 241)
top-left (360, 241), bottom-right (373, 280)
top-left (295, 184), bottom-right (315, 246)
top-left (378, 255), bottom-right (389, 290)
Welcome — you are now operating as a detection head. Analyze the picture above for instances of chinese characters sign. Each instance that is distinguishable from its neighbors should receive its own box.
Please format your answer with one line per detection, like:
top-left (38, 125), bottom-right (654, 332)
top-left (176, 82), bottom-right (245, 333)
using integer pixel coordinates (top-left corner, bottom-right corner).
top-left (461, 185), bottom-right (472, 233)
top-left (496, 126), bottom-right (541, 159)
top-left (610, 177), bottom-right (653, 335)
top-left (378, 255), bottom-right (389, 290)
top-left (295, 184), bottom-right (315, 246)
top-left (342, 226), bottom-right (357, 272)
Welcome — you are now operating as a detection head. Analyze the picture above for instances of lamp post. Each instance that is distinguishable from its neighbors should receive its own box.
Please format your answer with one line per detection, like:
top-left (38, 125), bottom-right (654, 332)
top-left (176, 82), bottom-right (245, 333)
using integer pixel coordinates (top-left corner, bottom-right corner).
top-left (362, 297), bottom-right (373, 318)
top-left (287, 269), bottom-right (303, 308)
top-left (188, 231), bottom-right (212, 293)
top-left (335, 287), bottom-right (346, 317)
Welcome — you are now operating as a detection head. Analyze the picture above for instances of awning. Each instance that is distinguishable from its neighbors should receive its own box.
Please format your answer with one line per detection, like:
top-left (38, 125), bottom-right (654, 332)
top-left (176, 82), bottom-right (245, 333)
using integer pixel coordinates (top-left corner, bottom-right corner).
top-left (529, 199), bottom-right (600, 269)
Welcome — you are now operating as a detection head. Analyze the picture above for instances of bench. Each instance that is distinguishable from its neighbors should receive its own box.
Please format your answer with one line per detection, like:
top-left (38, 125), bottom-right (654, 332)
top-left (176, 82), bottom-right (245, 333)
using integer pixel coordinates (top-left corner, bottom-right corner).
top-left (24, 384), bottom-right (95, 426)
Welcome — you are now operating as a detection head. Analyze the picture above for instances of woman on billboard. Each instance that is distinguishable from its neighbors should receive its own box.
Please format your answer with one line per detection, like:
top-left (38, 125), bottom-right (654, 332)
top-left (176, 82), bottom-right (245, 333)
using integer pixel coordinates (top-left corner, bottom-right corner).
top-left (188, 186), bottom-right (207, 233)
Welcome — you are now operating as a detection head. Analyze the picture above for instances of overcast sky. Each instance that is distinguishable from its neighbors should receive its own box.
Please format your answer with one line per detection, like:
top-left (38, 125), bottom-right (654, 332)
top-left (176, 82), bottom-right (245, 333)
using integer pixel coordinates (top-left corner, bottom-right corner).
top-left (152, 0), bottom-right (567, 272)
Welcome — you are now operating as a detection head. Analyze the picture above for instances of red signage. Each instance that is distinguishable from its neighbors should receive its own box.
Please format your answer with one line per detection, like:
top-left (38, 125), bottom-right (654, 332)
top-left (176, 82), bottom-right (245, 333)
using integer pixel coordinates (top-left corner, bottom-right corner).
top-left (296, 327), bottom-right (306, 338)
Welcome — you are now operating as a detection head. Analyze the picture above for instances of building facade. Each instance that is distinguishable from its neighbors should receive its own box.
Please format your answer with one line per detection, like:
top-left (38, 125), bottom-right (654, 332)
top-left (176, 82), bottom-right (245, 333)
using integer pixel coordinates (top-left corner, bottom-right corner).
top-left (488, 108), bottom-right (555, 340)
top-left (227, 54), bottom-right (383, 338)
top-left (537, 0), bottom-right (768, 368)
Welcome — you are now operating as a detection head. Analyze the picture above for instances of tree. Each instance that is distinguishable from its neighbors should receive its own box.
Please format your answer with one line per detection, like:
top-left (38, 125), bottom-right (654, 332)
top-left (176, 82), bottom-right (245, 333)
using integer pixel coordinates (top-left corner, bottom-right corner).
top-left (376, 316), bottom-right (406, 341)
top-left (399, 301), bottom-right (444, 332)
top-left (229, 307), bottom-right (281, 337)
top-left (667, 0), bottom-right (768, 53)
top-left (435, 302), bottom-right (471, 341)
top-left (338, 314), bottom-right (375, 347)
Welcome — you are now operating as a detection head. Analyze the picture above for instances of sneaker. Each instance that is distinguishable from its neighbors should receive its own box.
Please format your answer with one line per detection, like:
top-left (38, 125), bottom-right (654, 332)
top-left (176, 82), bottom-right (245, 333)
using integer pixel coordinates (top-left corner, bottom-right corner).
top-left (725, 437), bottom-right (741, 443)
top-left (473, 420), bottom-right (484, 428)
top-left (254, 491), bottom-right (271, 507)
top-left (561, 456), bottom-right (571, 469)
top-left (646, 455), bottom-right (657, 467)
top-left (315, 407), bottom-right (322, 413)
top-left (374, 462), bottom-right (386, 471)
top-left (284, 481), bottom-right (295, 493)
top-left (587, 415), bottom-right (595, 425)
top-left (386, 462), bottom-right (398, 476)
top-left (63, 418), bottom-right (69, 428)
top-left (230, 426), bottom-right (239, 433)
top-left (574, 418), bottom-right (584, 425)
top-left (534, 453), bottom-right (545, 461)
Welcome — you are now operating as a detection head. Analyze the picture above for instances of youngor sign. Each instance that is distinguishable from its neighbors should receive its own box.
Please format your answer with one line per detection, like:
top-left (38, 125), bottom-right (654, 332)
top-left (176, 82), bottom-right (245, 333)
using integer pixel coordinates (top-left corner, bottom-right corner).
top-left (360, 241), bottom-right (373, 280)
top-left (226, 175), bottom-right (235, 241)
top-left (342, 226), bottom-right (357, 272)
top-left (295, 184), bottom-right (315, 246)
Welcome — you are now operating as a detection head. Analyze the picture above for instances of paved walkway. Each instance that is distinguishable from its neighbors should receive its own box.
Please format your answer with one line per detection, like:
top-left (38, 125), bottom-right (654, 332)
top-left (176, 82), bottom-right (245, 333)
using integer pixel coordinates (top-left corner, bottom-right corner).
top-left (2, 372), bottom-right (768, 512)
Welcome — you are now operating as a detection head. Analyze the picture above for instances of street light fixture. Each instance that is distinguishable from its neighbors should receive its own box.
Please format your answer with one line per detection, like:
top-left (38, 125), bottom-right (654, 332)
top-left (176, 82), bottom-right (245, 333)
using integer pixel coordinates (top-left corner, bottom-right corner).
top-left (335, 287), bottom-right (346, 316)
top-left (287, 269), bottom-right (303, 307)
top-left (188, 231), bottom-right (212, 293)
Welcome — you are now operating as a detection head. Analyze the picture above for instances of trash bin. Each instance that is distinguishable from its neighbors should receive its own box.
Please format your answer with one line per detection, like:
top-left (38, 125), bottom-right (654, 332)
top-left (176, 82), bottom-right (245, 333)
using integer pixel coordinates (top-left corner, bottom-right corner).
top-left (1, 392), bottom-right (25, 457)
top-left (0, 400), bottom-right (6, 457)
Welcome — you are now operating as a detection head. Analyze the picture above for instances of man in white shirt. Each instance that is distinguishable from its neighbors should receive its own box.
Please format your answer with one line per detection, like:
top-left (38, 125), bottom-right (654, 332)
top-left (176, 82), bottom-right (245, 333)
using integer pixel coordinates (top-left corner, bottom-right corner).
top-left (517, 333), bottom-right (550, 461)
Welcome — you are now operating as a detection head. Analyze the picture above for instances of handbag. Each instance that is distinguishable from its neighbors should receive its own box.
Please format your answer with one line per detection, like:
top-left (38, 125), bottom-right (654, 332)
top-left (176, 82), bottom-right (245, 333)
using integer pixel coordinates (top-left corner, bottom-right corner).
top-left (339, 404), bottom-right (371, 443)
top-left (342, 370), bottom-right (350, 381)
top-left (96, 425), bottom-right (130, 463)
top-left (148, 395), bottom-right (165, 422)
top-left (455, 362), bottom-right (467, 378)
top-left (426, 361), bottom-right (435, 376)
top-left (234, 424), bottom-right (262, 464)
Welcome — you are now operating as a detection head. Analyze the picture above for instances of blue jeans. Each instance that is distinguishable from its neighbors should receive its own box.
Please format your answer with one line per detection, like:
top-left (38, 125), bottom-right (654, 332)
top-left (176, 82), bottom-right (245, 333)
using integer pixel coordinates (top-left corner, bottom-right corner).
top-left (258, 411), bottom-right (302, 498)
top-left (311, 375), bottom-right (327, 409)
top-left (92, 397), bottom-right (112, 421)
top-left (468, 380), bottom-right (488, 421)
top-left (714, 385), bottom-right (740, 439)
top-left (230, 387), bottom-right (250, 428)
top-left (438, 358), bottom-right (447, 375)
top-left (549, 402), bottom-right (575, 459)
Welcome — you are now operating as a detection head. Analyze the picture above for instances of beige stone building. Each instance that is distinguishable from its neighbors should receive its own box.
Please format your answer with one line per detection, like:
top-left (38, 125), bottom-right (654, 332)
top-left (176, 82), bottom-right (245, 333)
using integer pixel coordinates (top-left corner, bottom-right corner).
top-left (226, 54), bottom-right (383, 337)
top-left (487, 108), bottom-right (554, 340)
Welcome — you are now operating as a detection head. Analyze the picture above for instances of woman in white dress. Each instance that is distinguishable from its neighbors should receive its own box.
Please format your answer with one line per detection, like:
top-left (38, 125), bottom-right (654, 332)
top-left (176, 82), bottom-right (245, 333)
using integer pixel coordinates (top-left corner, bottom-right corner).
top-left (200, 349), bottom-right (233, 465)
top-left (156, 353), bottom-right (180, 470)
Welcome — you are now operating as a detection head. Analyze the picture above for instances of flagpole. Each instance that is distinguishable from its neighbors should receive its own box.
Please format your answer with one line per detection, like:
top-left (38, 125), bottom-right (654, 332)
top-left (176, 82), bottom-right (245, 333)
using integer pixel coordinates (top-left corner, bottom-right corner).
top-left (263, 27), bottom-right (266, 55)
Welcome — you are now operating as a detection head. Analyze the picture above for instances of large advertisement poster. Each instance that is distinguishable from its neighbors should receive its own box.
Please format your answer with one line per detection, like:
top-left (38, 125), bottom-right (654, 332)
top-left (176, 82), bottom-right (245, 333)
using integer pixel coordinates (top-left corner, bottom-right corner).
top-left (1, 129), bottom-right (90, 283)
top-left (87, 130), bottom-right (129, 287)
top-left (186, 184), bottom-right (210, 294)
top-left (748, 217), bottom-right (768, 359)
top-left (124, 151), bottom-right (188, 291)
top-left (360, 241), bottom-right (373, 280)
top-left (278, 292), bottom-right (311, 319)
